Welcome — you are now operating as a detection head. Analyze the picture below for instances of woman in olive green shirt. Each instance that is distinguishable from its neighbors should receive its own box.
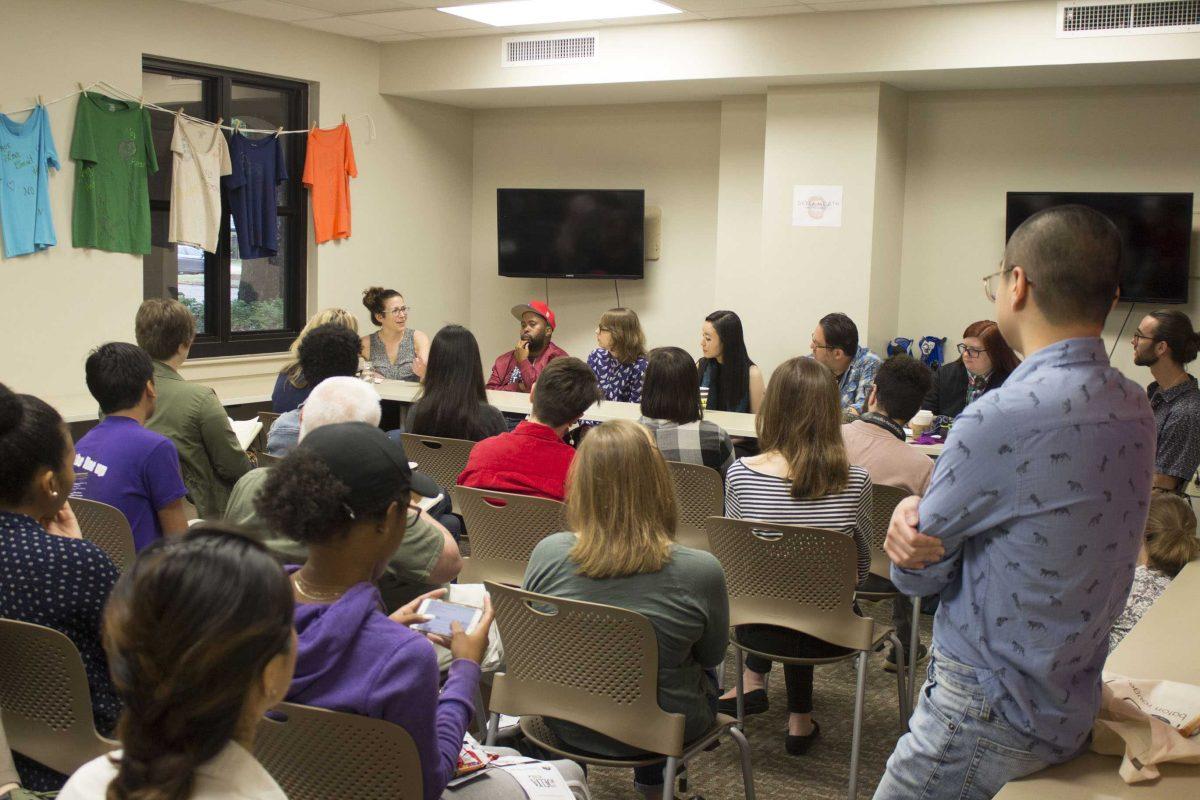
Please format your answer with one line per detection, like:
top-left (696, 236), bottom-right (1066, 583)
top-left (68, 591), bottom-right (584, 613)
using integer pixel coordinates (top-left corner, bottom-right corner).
top-left (522, 420), bottom-right (729, 797)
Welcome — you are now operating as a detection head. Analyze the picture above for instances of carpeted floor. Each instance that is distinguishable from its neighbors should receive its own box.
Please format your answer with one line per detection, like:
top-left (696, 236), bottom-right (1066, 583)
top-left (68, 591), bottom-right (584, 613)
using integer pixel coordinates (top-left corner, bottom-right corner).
top-left (582, 600), bottom-right (933, 800)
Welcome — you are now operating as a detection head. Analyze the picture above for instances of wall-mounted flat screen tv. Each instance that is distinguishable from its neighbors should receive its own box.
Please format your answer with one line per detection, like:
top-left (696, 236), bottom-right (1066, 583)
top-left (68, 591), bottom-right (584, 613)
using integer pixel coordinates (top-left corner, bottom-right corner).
top-left (498, 188), bottom-right (645, 280)
top-left (1005, 192), bottom-right (1193, 305)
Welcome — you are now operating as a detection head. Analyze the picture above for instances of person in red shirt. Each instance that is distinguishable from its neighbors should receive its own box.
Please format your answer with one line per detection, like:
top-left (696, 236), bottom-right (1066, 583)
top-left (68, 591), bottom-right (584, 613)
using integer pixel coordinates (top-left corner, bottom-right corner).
top-left (459, 358), bottom-right (600, 500)
top-left (486, 301), bottom-right (569, 392)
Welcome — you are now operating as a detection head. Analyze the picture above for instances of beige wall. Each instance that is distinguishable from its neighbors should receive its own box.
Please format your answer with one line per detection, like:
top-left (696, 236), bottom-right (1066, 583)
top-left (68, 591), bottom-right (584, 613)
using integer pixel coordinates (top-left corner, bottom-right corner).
top-left (898, 84), bottom-right (1200, 384)
top-left (0, 0), bottom-right (472, 418)
top-left (469, 102), bottom-right (722, 366)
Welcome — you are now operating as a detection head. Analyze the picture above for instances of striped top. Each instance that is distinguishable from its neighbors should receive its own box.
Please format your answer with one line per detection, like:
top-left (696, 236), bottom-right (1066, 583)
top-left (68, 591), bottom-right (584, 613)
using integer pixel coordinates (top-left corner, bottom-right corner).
top-left (725, 459), bottom-right (872, 584)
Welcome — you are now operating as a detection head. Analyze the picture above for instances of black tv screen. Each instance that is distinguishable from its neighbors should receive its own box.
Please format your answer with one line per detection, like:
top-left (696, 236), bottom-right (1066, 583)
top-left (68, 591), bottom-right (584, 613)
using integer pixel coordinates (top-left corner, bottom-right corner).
top-left (1005, 192), bottom-right (1193, 305)
top-left (498, 189), bottom-right (645, 279)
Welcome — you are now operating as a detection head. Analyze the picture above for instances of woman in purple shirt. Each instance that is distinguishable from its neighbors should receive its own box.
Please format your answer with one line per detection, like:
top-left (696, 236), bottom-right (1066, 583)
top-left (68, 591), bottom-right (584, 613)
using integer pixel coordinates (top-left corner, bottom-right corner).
top-left (586, 308), bottom-right (648, 404)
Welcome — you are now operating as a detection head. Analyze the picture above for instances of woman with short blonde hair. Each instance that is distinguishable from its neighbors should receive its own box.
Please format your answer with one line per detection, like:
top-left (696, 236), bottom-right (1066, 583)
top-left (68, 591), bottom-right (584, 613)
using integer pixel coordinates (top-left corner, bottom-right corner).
top-left (586, 308), bottom-right (649, 405)
top-left (524, 420), bottom-right (728, 798)
top-left (272, 308), bottom-right (359, 412)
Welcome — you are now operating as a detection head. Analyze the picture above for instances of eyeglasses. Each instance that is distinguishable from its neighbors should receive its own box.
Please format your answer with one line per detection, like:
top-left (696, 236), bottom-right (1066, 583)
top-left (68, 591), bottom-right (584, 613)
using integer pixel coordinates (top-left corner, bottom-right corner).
top-left (982, 268), bottom-right (1037, 302)
top-left (596, 326), bottom-right (611, 334)
top-left (408, 502), bottom-right (424, 523)
top-left (388, 306), bottom-right (411, 316)
top-left (811, 341), bottom-right (836, 351)
top-left (957, 343), bottom-right (988, 358)
top-left (1131, 331), bottom-right (1160, 345)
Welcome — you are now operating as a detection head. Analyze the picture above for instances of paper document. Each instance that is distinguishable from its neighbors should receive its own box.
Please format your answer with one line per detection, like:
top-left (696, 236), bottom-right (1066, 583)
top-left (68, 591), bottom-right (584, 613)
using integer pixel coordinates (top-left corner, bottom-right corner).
top-left (228, 417), bottom-right (263, 452)
top-left (498, 763), bottom-right (575, 800)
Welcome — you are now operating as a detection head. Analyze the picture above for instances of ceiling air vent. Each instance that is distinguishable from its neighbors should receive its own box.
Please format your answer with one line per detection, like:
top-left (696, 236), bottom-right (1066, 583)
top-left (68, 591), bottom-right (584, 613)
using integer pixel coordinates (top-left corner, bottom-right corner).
top-left (1057, 0), bottom-right (1200, 36)
top-left (502, 33), bottom-right (597, 67)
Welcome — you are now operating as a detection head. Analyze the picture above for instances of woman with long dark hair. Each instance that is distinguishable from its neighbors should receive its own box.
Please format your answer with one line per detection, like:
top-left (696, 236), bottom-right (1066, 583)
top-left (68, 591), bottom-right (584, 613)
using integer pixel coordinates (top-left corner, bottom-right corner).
top-left (59, 526), bottom-right (296, 800)
top-left (403, 325), bottom-right (507, 441)
top-left (922, 320), bottom-right (1020, 418)
top-left (697, 310), bottom-right (764, 413)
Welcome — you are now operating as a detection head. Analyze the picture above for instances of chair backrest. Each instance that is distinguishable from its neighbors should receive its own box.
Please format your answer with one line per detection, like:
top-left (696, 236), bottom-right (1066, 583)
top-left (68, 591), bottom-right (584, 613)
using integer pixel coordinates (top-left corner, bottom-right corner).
top-left (71, 497), bottom-right (136, 573)
top-left (0, 620), bottom-right (118, 776)
top-left (485, 582), bottom-right (686, 757)
top-left (398, 433), bottom-right (477, 490)
top-left (450, 487), bottom-right (567, 585)
top-left (254, 411), bottom-right (279, 453)
top-left (866, 484), bottom-right (911, 579)
top-left (665, 460), bottom-right (723, 551)
top-left (705, 517), bottom-right (875, 651)
top-left (255, 702), bottom-right (423, 800)
top-left (256, 452), bottom-right (283, 467)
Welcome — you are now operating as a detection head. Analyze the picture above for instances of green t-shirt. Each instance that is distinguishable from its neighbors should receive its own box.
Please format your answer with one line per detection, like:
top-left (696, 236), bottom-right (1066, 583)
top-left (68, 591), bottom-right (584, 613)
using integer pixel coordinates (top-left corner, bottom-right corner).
top-left (71, 92), bottom-right (157, 254)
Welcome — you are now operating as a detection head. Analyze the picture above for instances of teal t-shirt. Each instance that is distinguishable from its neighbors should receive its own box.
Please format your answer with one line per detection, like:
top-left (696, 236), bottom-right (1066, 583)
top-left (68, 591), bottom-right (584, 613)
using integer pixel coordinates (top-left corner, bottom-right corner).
top-left (0, 105), bottom-right (59, 258)
top-left (71, 92), bottom-right (158, 254)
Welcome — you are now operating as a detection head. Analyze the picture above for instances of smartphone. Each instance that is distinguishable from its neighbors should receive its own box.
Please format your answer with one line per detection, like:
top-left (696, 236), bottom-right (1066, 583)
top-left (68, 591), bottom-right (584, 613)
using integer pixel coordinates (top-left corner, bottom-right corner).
top-left (412, 599), bottom-right (483, 638)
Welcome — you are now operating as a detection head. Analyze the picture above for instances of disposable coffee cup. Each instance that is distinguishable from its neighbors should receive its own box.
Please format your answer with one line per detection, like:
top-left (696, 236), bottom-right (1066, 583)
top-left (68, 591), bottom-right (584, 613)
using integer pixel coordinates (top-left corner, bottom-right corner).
top-left (910, 409), bottom-right (934, 437)
top-left (699, 386), bottom-right (710, 409)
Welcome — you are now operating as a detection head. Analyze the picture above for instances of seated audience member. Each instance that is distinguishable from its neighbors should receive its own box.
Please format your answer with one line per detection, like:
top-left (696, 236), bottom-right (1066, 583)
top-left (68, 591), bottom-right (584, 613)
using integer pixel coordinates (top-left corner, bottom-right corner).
top-left (878, 206), bottom-right (1153, 798)
top-left (266, 322), bottom-right (363, 456)
top-left (486, 301), bottom-right (568, 392)
top-left (227, 377), bottom-right (462, 591)
top-left (717, 357), bottom-right (872, 755)
top-left (0, 383), bottom-right (120, 790)
top-left (460, 358), bottom-right (600, 501)
top-left (811, 312), bottom-right (881, 418)
top-left (922, 320), bottom-right (1020, 419)
top-left (1131, 309), bottom-right (1200, 492)
top-left (59, 528), bottom-right (295, 800)
top-left (639, 346), bottom-right (735, 475)
top-left (1109, 493), bottom-right (1200, 650)
top-left (74, 342), bottom-right (188, 550)
top-left (273, 307), bottom-right (359, 413)
top-left (398, 324), bottom-right (507, 441)
top-left (842, 355), bottom-right (934, 670)
top-left (136, 298), bottom-right (251, 518)
top-left (524, 419), bottom-right (728, 798)
top-left (697, 309), bottom-right (764, 413)
top-left (360, 286), bottom-right (430, 382)
top-left (587, 307), bottom-right (648, 404)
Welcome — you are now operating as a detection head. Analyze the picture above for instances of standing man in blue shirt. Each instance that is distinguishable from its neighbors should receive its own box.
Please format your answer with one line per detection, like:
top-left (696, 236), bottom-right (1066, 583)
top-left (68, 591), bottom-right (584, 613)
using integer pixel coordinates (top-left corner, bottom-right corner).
top-left (875, 205), bottom-right (1156, 799)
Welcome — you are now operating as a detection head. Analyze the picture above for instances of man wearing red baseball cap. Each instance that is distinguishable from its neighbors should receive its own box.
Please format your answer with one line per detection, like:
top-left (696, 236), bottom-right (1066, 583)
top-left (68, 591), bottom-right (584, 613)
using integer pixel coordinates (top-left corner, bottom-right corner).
top-left (486, 300), bottom-right (569, 392)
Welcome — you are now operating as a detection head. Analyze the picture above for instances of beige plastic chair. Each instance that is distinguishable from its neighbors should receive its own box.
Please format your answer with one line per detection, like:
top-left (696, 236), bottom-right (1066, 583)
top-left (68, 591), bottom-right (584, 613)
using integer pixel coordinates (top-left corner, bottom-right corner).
top-left (483, 582), bottom-right (756, 799)
top-left (854, 483), bottom-right (923, 712)
top-left (705, 517), bottom-right (908, 800)
top-left (449, 486), bottom-right (567, 585)
top-left (71, 497), bottom-right (136, 573)
top-left (665, 460), bottom-right (723, 552)
top-left (256, 452), bottom-right (283, 467)
top-left (254, 701), bottom-right (423, 800)
top-left (253, 411), bottom-right (279, 454)
top-left (399, 433), bottom-right (477, 496)
top-left (0, 619), bottom-right (118, 777)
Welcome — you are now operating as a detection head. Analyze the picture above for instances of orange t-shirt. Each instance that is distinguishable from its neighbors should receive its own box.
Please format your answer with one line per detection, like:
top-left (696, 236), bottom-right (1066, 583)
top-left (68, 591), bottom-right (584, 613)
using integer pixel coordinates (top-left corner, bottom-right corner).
top-left (302, 123), bottom-right (356, 243)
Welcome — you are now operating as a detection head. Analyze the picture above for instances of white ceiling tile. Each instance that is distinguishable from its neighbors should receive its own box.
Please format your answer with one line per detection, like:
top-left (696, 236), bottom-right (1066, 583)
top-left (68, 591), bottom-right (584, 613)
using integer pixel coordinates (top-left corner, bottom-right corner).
top-left (806, 0), bottom-right (932, 10)
top-left (351, 8), bottom-right (489, 31)
top-left (701, 5), bottom-right (813, 17)
top-left (212, 0), bottom-right (330, 21)
top-left (367, 30), bottom-right (426, 40)
top-left (418, 27), bottom-right (511, 37)
top-left (292, 14), bottom-right (401, 35)
top-left (598, 10), bottom-right (704, 25)
top-left (284, 0), bottom-right (416, 11)
top-left (177, 0), bottom-right (227, 4)
top-left (672, 0), bottom-right (801, 11)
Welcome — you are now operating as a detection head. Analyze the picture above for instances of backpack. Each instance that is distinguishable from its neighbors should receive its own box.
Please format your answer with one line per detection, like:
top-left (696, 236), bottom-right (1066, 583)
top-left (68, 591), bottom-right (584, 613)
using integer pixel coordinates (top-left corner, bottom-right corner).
top-left (887, 337), bottom-right (913, 358)
top-left (918, 336), bottom-right (946, 371)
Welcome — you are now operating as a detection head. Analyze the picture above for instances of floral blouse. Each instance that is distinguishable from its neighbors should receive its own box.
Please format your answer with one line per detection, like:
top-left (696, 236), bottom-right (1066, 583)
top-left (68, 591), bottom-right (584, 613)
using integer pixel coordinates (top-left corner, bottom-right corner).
top-left (586, 348), bottom-right (647, 404)
top-left (1108, 564), bottom-right (1172, 651)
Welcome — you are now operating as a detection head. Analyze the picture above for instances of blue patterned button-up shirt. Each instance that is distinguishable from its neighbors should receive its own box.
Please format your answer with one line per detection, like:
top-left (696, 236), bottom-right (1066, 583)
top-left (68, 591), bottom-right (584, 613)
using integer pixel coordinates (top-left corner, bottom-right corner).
top-left (892, 337), bottom-right (1156, 762)
top-left (838, 346), bottom-right (882, 415)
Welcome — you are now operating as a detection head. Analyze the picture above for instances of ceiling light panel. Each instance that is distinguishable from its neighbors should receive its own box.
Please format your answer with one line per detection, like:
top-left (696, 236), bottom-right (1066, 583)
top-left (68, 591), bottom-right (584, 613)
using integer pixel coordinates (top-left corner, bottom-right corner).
top-left (439, 0), bottom-right (683, 26)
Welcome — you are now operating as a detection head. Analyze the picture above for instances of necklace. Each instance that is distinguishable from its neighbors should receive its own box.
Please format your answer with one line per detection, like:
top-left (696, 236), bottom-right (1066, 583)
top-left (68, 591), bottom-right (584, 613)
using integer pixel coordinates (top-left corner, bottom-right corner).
top-left (292, 572), bottom-right (347, 603)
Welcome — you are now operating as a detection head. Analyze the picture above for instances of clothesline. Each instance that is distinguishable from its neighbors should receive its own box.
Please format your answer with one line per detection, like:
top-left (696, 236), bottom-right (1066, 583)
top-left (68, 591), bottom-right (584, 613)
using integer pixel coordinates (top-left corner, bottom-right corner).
top-left (2, 79), bottom-right (376, 141)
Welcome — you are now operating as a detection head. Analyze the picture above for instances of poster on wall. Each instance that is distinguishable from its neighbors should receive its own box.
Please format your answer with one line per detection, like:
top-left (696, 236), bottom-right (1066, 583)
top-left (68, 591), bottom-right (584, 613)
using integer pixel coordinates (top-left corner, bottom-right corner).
top-left (792, 185), bottom-right (843, 227)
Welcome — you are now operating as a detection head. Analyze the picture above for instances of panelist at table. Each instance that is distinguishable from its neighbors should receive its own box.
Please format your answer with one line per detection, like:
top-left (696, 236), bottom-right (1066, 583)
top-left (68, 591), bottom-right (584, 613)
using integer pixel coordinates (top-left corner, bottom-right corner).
top-left (486, 300), bottom-right (567, 393)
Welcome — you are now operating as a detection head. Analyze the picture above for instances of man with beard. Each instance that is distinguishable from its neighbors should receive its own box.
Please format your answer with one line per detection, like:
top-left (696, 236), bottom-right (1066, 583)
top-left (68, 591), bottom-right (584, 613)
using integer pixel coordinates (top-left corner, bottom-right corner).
top-left (1131, 309), bottom-right (1200, 492)
top-left (486, 301), bottom-right (568, 393)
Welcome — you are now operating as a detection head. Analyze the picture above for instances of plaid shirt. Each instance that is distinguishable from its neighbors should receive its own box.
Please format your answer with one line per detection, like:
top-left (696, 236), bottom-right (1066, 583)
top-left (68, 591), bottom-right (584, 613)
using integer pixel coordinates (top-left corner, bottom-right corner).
top-left (639, 416), bottom-right (735, 475)
top-left (838, 346), bottom-right (882, 415)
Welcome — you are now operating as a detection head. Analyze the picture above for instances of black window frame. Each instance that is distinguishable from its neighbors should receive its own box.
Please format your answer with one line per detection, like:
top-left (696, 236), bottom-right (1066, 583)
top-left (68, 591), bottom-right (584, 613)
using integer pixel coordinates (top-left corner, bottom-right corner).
top-left (143, 55), bottom-right (309, 358)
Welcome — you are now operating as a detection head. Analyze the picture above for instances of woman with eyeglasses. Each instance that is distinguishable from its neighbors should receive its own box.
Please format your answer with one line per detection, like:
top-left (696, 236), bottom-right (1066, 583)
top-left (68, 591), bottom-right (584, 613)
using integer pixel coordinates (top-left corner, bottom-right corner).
top-left (360, 286), bottom-right (431, 382)
top-left (921, 320), bottom-right (1021, 418)
top-left (587, 308), bottom-right (649, 404)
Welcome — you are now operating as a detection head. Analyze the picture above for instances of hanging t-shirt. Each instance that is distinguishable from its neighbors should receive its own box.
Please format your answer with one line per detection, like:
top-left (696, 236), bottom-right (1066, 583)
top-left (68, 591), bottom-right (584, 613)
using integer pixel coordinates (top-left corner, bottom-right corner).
top-left (169, 115), bottom-right (231, 254)
top-left (71, 92), bottom-right (158, 254)
top-left (225, 131), bottom-right (287, 259)
top-left (302, 123), bottom-right (356, 244)
top-left (0, 105), bottom-right (59, 258)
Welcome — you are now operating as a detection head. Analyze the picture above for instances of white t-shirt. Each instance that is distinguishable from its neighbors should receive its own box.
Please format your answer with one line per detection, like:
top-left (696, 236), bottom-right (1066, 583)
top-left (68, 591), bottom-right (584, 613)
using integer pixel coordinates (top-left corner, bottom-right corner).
top-left (59, 742), bottom-right (287, 800)
top-left (169, 115), bottom-right (232, 253)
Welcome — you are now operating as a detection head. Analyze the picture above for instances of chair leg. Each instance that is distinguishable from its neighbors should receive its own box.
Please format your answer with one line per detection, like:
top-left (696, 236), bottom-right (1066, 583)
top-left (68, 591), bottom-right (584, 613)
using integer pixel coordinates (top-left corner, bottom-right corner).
top-left (887, 633), bottom-right (909, 729)
top-left (735, 647), bottom-right (746, 730)
top-left (848, 651), bottom-right (868, 800)
top-left (728, 725), bottom-right (757, 800)
top-left (909, 596), bottom-right (922, 714)
top-left (474, 685), bottom-right (489, 740)
top-left (663, 756), bottom-right (679, 799)
top-left (485, 712), bottom-right (499, 746)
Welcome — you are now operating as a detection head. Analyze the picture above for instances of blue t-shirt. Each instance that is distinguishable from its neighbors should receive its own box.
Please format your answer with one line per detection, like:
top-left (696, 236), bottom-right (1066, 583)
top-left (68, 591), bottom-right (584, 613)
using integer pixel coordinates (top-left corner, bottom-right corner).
top-left (272, 371), bottom-right (312, 413)
top-left (0, 105), bottom-right (59, 258)
top-left (72, 416), bottom-right (189, 551)
top-left (225, 131), bottom-right (287, 258)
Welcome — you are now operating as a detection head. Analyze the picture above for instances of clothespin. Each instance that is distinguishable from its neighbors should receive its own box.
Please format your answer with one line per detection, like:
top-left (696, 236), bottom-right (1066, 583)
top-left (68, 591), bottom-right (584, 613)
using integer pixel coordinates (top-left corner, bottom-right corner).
top-left (275, 126), bottom-right (283, 139)
top-left (138, 95), bottom-right (144, 108)
top-left (341, 113), bottom-right (347, 125)
top-left (176, 107), bottom-right (183, 117)
top-left (215, 117), bottom-right (223, 128)
top-left (310, 119), bottom-right (316, 132)
top-left (37, 94), bottom-right (44, 107)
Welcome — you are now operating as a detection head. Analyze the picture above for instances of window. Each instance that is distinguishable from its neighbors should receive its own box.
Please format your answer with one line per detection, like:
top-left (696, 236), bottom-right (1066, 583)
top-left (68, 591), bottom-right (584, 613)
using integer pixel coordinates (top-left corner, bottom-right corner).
top-left (142, 57), bottom-right (309, 357)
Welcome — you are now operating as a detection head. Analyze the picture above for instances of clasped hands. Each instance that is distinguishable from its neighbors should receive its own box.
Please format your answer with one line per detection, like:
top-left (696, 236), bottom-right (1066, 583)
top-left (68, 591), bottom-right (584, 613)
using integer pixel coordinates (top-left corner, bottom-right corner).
top-left (884, 495), bottom-right (945, 570)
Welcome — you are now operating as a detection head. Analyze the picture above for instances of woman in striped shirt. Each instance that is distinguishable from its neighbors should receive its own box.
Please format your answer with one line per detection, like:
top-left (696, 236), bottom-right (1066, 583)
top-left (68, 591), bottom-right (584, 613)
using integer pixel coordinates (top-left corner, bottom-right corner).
top-left (717, 356), bottom-right (872, 756)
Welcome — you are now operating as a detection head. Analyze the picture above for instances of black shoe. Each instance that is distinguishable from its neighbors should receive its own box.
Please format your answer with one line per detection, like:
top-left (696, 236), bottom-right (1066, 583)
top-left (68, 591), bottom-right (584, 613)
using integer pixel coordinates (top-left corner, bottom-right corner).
top-left (883, 643), bottom-right (928, 673)
top-left (717, 688), bottom-right (768, 717)
top-left (785, 721), bottom-right (821, 755)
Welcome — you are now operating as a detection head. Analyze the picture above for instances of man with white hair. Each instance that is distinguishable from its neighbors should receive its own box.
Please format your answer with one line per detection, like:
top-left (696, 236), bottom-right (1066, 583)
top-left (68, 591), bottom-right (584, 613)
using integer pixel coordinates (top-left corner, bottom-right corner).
top-left (225, 376), bottom-right (463, 597)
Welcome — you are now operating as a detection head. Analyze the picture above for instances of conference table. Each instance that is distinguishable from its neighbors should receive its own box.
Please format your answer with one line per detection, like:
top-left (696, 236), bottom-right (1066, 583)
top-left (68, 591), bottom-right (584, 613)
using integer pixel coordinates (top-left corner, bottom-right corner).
top-left (371, 379), bottom-right (944, 457)
top-left (996, 561), bottom-right (1200, 798)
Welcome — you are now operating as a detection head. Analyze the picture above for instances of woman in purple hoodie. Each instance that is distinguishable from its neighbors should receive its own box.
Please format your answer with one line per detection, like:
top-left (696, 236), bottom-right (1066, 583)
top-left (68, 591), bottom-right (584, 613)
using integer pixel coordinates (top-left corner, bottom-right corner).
top-left (254, 421), bottom-right (492, 800)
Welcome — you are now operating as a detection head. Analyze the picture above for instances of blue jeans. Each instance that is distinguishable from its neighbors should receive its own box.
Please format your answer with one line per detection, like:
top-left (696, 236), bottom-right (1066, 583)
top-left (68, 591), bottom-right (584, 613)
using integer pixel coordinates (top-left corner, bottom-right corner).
top-left (873, 650), bottom-right (1050, 800)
